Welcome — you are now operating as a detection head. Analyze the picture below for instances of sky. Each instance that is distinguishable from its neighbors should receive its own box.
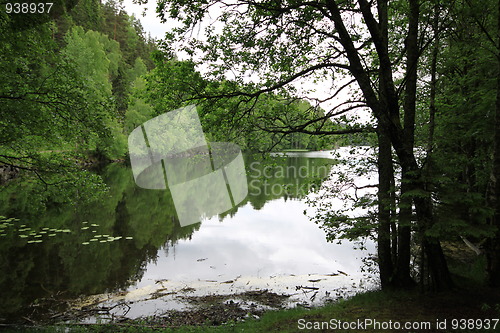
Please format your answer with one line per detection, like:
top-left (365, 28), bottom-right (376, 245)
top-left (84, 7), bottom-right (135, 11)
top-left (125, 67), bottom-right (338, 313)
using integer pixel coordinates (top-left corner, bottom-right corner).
top-left (123, 0), bottom-right (173, 40)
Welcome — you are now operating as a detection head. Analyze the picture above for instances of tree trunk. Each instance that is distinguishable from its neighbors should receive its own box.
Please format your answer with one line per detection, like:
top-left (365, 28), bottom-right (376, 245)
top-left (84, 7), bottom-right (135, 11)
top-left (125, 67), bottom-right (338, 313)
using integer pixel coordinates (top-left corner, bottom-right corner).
top-left (415, 195), bottom-right (453, 291)
top-left (395, 170), bottom-right (415, 288)
top-left (377, 128), bottom-right (395, 288)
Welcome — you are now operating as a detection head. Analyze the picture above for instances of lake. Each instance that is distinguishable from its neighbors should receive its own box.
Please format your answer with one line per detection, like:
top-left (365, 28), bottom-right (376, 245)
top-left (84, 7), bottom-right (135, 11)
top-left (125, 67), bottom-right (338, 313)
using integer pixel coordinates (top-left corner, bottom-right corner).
top-left (0, 150), bottom-right (377, 324)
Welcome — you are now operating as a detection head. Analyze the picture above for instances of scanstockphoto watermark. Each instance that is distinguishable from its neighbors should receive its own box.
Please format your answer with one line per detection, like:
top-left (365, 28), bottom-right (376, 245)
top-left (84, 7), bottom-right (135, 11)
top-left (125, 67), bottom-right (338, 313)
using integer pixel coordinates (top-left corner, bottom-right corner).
top-left (297, 318), bottom-right (499, 331)
top-left (297, 318), bottom-right (433, 331)
top-left (128, 105), bottom-right (248, 227)
top-left (248, 160), bottom-right (331, 179)
top-left (247, 161), bottom-right (330, 197)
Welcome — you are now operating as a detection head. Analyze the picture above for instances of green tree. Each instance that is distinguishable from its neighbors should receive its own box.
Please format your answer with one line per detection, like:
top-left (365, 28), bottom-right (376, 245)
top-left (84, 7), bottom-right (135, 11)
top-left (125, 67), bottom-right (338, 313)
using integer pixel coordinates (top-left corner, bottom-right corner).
top-left (62, 26), bottom-right (128, 159)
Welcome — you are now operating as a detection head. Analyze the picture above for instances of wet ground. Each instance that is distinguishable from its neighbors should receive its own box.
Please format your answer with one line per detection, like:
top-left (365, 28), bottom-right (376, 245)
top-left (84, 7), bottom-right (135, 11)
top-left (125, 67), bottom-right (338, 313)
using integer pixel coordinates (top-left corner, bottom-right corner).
top-left (26, 271), bottom-right (376, 326)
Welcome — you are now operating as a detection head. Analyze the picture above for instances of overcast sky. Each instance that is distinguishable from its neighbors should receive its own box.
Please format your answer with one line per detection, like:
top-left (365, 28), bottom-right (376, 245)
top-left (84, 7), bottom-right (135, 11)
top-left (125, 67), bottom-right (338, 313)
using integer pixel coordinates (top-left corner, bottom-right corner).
top-left (123, 0), bottom-right (173, 40)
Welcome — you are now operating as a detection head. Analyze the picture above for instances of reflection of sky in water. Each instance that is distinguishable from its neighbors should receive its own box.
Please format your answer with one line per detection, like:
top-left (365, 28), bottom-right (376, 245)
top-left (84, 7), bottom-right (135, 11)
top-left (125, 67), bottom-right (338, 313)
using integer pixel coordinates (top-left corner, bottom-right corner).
top-left (134, 196), bottom-right (375, 288)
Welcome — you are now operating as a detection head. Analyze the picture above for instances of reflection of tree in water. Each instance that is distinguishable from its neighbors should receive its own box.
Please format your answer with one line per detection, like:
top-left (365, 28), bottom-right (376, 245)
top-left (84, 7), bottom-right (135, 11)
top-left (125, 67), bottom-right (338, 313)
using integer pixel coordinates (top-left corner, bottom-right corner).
top-left (0, 164), bottom-right (198, 323)
top-left (0, 155), bottom-right (332, 322)
top-left (219, 155), bottom-right (334, 217)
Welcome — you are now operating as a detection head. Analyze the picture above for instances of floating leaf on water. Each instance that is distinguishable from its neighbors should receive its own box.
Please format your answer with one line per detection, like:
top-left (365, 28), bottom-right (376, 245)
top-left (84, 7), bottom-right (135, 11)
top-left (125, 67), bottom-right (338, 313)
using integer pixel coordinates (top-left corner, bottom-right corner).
top-left (82, 242), bottom-right (90, 245)
top-left (91, 224), bottom-right (99, 227)
top-left (92, 230), bottom-right (97, 233)
top-left (42, 227), bottom-right (50, 230)
top-left (39, 231), bottom-right (47, 234)
top-left (34, 240), bottom-right (42, 243)
top-left (102, 234), bottom-right (109, 237)
top-left (125, 237), bottom-right (133, 240)
top-left (27, 240), bottom-right (35, 243)
top-left (90, 239), bottom-right (98, 242)
top-left (20, 224), bottom-right (26, 227)
top-left (34, 235), bottom-right (42, 238)
top-left (48, 234), bottom-right (56, 237)
top-left (81, 227), bottom-right (89, 230)
top-left (19, 235), bottom-right (28, 238)
top-left (82, 222), bottom-right (88, 224)
top-left (99, 240), bottom-right (107, 243)
top-left (62, 229), bottom-right (71, 233)
top-left (95, 235), bottom-right (102, 238)
top-left (0, 234), bottom-right (7, 237)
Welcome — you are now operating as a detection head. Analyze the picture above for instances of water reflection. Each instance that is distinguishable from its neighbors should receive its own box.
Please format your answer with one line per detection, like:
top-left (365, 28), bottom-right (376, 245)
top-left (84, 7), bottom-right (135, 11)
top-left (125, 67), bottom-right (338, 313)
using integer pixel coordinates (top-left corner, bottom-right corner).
top-left (0, 154), bottom-right (363, 323)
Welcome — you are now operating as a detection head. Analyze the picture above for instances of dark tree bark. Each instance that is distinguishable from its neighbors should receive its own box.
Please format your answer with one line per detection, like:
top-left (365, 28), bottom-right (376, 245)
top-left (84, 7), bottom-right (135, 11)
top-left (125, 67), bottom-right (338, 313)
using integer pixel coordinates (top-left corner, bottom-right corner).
top-left (377, 128), bottom-right (395, 288)
top-left (395, 0), bottom-right (421, 289)
top-left (415, 194), bottom-right (453, 291)
top-left (395, 174), bottom-right (415, 288)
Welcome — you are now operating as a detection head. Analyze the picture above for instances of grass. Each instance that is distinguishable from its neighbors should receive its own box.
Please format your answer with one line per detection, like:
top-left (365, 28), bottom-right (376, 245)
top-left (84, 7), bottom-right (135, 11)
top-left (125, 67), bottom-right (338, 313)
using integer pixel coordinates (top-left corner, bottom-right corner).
top-left (3, 286), bottom-right (500, 332)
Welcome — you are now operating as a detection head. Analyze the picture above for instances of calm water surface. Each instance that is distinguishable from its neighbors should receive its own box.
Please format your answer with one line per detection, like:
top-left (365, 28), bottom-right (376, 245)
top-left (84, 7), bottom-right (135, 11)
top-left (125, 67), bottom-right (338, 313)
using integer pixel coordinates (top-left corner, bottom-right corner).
top-left (0, 151), bottom-right (376, 323)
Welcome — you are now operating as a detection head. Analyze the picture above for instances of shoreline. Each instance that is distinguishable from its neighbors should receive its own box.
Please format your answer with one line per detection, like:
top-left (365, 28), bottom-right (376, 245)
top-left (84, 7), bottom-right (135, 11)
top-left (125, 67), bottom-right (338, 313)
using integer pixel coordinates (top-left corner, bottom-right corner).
top-left (3, 284), bottom-right (499, 332)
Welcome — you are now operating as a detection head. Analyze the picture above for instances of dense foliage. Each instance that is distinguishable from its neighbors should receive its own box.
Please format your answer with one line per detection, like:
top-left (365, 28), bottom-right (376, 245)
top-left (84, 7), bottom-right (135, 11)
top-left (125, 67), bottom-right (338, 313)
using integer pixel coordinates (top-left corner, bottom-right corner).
top-left (3, 0), bottom-right (500, 294)
top-left (0, 0), bottom-right (155, 171)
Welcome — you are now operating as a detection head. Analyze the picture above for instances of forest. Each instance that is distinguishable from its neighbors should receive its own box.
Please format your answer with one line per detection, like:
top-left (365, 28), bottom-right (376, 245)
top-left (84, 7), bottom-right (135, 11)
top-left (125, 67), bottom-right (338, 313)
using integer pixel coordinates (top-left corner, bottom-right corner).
top-left (1, 0), bottom-right (500, 330)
